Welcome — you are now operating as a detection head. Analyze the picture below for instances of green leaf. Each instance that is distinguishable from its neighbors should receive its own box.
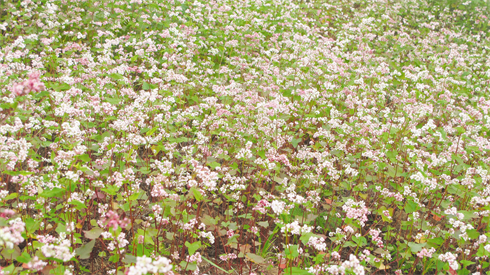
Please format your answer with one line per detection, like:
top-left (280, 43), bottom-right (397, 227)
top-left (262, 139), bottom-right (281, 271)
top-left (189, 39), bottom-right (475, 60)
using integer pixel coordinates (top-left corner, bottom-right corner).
top-left (482, 261), bottom-right (490, 270)
top-left (386, 151), bottom-right (397, 158)
top-left (208, 161), bottom-right (221, 168)
top-left (405, 200), bottom-right (418, 214)
top-left (168, 137), bottom-right (189, 143)
top-left (226, 234), bottom-right (239, 246)
top-left (105, 97), bottom-right (121, 105)
top-left (257, 221), bottom-right (269, 228)
top-left (185, 241), bottom-right (201, 256)
top-left (75, 239), bottom-right (95, 259)
top-left (299, 232), bottom-right (318, 245)
top-left (25, 217), bottom-right (41, 233)
top-left (282, 267), bottom-right (313, 275)
top-left (84, 227), bottom-right (103, 239)
top-left (387, 165), bottom-right (398, 177)
top-left (4, 193), bottom-right (18, 200)
top-left (190, 187), bottom-right (203, 202)
top-left (460, 260), bottom-right (474, 268)
top-left (285, 245), bottom-right (299, 259)
top-left (291, 137), bottom-right (302, 148)
top-left (33, 90), bottom-right (50, 99)
top-left (1, 246), bottom-right (20, 260)
top-left (78, 154), bottom-right (91, 162)
top-left (16, 251), bottom-right (32, 263)
top-left (408, 241), bottom-right (425, 253)
top-left (53, 83), bottom-right (71, 91)
top-left (245, 253), bottom-right (265, 264)
top-left (427, 237), bottom-right (444, 246)
top-left (3, 171), bottom-right (35, 176)
top-left (139, 167), bottom-right (150, 174)
top-left (142, 82), bottom-right (150, 90)
top-left (80, 166), bottom-right (95, 176)
top-left (70, 200), bottom-right (87, 209)
top-left (202, 214), bottom-right (218, 226)
top-left (343, 241), bottom-right (357, 247)
top-left (202, 256), bottom-right (232, 274)
top-left (179, 261), bottom-right (197, 271)
top-left (41, 187), bottom-right (65, 198)
top-left (122, 254), bottom-right (137, 264)
top-left (129, 191), bottom-right (144, 201)
top-left (466, 229), bottom-right (480, 240)
top-left (146, 126), bottom-right (158, 136)
top-left (101, 185), bottom-right (119, 196)
top-left (109, 73), bottom-right (124, 80)
top-left (352, 236), bottom-right (367, 246)
top-left (109, 254), bottom-right (120, 263)
top-left (455, 126), bottom-right (465, 134)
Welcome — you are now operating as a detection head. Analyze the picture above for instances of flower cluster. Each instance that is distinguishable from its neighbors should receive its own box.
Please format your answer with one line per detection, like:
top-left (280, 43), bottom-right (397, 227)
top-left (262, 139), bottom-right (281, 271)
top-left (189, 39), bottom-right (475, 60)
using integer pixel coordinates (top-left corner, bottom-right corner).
top-left (126, 256), bottom-right (173, 275)
top-left (307, 254), bottom-right (365, 275)
top-left (342, 199), bottom-right (370, 226)
top-left (438, 252), bottom-right (459, 271)
top-left (10, 71), bottom-right (45, 96)
top-left (0, 216), bottom-right (25, 250)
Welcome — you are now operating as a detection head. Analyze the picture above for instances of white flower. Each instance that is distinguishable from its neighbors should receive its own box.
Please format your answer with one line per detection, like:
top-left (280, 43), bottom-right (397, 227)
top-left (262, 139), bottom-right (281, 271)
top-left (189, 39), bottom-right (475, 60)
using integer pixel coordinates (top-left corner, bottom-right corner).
top-left (270, 200), bottom-right (286, 215)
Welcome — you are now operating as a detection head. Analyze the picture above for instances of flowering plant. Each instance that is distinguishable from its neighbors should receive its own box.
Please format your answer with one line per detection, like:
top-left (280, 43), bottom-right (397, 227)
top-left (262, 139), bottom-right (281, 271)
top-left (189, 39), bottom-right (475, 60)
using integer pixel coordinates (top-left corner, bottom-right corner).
top-left (1, 0), bottom-right (490, 274)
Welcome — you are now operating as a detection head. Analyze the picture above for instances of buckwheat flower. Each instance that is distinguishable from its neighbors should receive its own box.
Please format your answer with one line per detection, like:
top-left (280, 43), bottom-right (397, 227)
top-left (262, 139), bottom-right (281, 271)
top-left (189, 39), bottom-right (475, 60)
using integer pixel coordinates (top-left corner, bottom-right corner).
top-left (343, 226), bottom-right (355, 234)
top-left (66, 221), bottom-right (75, 232)
top-left (271, 200), bottom-right (286, 215)
top-left (438, 252), bottom-right (458, 270)
top-left (417, 248), bottom-right (436, 258)
top-left (200, 231), bottom-right (215, 244)
top-left (40, 240), bottom-right (75, 262)
top-left (107, 242), bottom-right (116, 251)
top-left (127, 255), bottom-right (173, 275)
top-left (11, 83), bottom-right (25, 96)
top-left (153, 256), bottom-right (173, 273)
top-left (101, 231), bottom-right (112, 239)
top-left (151, 184), bottom-right (168, 198)
top-left (0, 210), bottom-right (15, 219)
top-left (186, 252), bottom-right (202, 263)
top-left (341, 254), bottom-right (364, 275)
top-left (102, 210), bottom-right (130, 230)
top-left (445, 207), bottom-right (458, 216)
top-left (138, 235), bottom-right (145, 244)
top-left (0, 217), bottom-right (25, 249)
top-left (369, 229), bottom-right (383, 248)
top-left (26, 71), bottom-right (45, 92)
top-left (220, 253), bottom-right (237, 261)
top-left (117, 232), bottom-right (129, 248)
top-left (26, 256), bottom-right (47, 271)
top-left (382, 210), bottom-right (392, 220)
top-left (252, 199), bottom-right (270, 213)
top-left (307, 236), bottom-right (327, 251)
top-left (342, 199), bottom-right (370, 226)
top-left (457, 213), bottom-right (465, 220)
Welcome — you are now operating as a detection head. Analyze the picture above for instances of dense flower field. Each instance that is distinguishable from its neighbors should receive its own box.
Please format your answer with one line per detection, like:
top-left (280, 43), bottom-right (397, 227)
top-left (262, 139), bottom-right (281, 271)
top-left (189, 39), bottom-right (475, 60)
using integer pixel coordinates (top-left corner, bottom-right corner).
top-left (1, 0), bottom-right (490, 274)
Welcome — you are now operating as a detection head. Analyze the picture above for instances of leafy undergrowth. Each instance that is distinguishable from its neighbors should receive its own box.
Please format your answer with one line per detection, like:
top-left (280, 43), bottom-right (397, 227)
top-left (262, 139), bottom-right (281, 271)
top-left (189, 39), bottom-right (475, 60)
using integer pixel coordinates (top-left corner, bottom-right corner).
top-left (1, 0), bottom-right (490, 274)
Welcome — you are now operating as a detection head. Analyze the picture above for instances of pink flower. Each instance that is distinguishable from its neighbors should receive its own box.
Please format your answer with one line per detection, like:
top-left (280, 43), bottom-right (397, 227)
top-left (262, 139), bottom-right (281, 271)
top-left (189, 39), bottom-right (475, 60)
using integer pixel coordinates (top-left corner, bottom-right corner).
top-left (102, 210), bottom-right (130, 230)
top-left (10, 71), bottom-right (45, 96)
